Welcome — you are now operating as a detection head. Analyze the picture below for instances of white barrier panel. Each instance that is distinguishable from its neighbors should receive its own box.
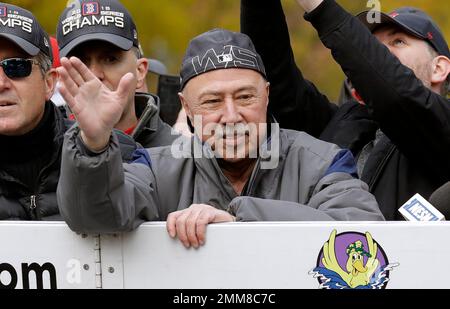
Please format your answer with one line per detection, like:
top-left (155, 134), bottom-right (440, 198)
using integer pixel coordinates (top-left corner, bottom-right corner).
top-left (3, 222), bottom-right (450, 289)
top-left (100, 222), bottom-right (450, 289)
top-left (0, 222), bottom-right (97, 289)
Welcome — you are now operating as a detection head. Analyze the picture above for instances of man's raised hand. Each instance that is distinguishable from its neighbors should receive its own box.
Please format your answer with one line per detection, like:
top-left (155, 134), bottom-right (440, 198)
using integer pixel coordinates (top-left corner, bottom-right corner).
top-left (57, 57), bottom-right (136, 151)
top-left (296, 0), bottom-right (323, 12)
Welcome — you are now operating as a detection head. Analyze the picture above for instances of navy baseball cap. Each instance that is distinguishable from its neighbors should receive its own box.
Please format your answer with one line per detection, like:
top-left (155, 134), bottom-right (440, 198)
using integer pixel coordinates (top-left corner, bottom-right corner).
top-left (0, 3), bottom-right (52, 60)
top-left (57, 0), bottom-right (139, 57)
top-left (357, 7), bottom-right (450, 58)
top-left (180, 28), bottom-right (266, 90)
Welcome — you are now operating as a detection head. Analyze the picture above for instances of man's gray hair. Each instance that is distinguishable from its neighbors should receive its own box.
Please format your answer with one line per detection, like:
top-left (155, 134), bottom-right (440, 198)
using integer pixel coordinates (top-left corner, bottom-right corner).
top-left (131, 46), bottom-right (143, 59)
top-left (34, 51), bottom-right (52, 75)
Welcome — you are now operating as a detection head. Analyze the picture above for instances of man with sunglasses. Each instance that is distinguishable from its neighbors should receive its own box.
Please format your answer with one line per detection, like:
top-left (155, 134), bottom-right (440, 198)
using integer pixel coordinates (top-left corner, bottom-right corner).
top-left (0, 3), bottom-right (138, 220)
top-left (56, 0), bottom-right (177, 148)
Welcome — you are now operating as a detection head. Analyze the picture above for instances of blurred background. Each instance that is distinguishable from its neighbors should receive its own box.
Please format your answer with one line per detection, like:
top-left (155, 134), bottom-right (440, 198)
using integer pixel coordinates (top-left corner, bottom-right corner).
top-left (12, 0), bottom-right (450, 102)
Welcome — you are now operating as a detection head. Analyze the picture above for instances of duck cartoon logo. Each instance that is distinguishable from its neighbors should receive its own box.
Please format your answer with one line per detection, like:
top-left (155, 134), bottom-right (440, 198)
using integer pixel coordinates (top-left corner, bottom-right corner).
top-left (309, 230), bottom-right (399, 289)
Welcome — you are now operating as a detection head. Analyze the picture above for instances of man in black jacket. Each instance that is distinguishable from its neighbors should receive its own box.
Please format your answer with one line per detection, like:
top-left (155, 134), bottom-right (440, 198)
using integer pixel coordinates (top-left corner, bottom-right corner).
top-left (56, 0), bottom-right (177, 148)
top-left (0, 2), bottom-right (138, 220)
top-left (241, 0), bottom-right (450, 219)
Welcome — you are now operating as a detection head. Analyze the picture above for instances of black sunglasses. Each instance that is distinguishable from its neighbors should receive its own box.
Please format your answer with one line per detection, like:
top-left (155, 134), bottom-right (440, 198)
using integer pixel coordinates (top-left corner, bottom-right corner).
top-left (0, 58), bottom-right (40, 79)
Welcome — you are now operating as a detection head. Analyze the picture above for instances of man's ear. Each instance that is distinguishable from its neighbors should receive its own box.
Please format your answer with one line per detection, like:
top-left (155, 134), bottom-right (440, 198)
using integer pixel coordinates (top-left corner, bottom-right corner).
top-left (44, 69), bottom-right (58, 101)
top-left (431, 55), bottom-right (450, 86)
top-left (265, 82), bottom-right (270, 107)
top-left (136, 57), bottom-right (149, 90)
top-left (178, 91), bottom-right (193, 121)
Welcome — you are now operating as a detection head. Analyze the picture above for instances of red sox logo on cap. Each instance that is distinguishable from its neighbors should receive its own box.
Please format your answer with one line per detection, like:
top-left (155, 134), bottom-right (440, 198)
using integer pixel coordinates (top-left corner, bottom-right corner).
top-left (82, 2), bottom-right (99, 16)
top-left (389, 12), bottom-right (399, 18)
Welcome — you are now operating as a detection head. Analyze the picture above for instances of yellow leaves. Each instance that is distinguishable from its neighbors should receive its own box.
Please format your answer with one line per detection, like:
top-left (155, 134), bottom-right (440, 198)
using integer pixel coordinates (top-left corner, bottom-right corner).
top-left (18, 0), bottom-right (449, 101)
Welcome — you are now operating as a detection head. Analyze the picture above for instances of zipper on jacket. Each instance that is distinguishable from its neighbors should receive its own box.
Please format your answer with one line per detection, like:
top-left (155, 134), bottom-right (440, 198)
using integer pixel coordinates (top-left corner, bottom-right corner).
top-left (242, 159), bottom-right (262, 196)
top-left (29, 195), bottom-right (38, 220)
top-left (30, 195), bottom-right (37, 210)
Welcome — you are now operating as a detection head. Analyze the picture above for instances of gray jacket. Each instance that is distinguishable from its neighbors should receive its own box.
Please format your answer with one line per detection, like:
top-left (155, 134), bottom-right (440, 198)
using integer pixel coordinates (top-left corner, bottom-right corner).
top-left (132, 93), bottom-right (179, 148)
top-left (57, 126), bottom-right (384, 233)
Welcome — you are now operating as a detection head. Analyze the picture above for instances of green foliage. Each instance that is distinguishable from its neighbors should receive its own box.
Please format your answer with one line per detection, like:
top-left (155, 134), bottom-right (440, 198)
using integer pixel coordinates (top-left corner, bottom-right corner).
top-left (14, 0), bottom-right (450, 101)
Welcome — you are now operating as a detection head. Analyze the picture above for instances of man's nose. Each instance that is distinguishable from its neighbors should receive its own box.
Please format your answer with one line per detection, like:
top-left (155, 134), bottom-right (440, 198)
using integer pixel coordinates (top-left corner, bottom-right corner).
top-left (88, 62), bottom-right (104, 81)
top-left (221, 98), bottom-right (243, 124)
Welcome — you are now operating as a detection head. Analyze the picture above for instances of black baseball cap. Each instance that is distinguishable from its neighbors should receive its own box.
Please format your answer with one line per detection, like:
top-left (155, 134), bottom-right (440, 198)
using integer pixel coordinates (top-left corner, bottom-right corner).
top-left (57, 0), bottom-right (139, 57)
top-left (180, 28), bottom-right (266, 90)
top-left (0, 3), bottom-right (52, 60)
top-left (357, 7), bottom-right (450, 58)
